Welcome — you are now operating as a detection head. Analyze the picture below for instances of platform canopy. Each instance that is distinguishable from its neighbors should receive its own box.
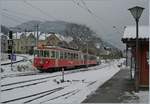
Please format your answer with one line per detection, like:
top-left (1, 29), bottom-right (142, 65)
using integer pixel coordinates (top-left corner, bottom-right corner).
top-left (122, 26), bottom-right (149, 43)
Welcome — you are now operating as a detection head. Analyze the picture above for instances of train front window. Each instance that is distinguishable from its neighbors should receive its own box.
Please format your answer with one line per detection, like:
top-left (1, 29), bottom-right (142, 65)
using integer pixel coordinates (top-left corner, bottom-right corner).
top-left (44, 50), bottom-right (49, 57)
top-left (40, 50), bottom-right (43, 57)
top-left (34, 50), bottom-right (39, 57)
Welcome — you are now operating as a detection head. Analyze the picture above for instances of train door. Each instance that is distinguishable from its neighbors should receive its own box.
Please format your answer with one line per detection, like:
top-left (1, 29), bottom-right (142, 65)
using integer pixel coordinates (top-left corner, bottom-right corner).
top-left (55, 50), bottom-right (59, 67)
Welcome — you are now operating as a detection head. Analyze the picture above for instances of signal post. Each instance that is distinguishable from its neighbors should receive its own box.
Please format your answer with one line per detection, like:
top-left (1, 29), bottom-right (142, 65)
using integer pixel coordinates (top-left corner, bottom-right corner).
top-left (8, 31), bottom-right (13, 71)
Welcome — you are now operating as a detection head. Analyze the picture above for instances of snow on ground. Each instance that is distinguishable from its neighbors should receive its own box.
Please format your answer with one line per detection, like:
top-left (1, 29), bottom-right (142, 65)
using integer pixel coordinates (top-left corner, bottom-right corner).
top-left (135, 91), bottom-right (149, 103)
top-left (1, 59), bottom-right (123, 104)
top-left (1, 54), bottom-right (38, 78)
top-left (123, 91), bottom-right (149, 103)
top-left (1, 55), bottom-right (23, 65)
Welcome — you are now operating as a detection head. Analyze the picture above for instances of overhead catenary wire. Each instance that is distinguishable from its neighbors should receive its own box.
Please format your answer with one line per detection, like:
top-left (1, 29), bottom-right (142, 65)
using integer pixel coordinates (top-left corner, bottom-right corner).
top-left (2, 11), bottom-right (37, 32)
top-left (22, 0), bottom-right (60, 21)
top-left (80, 0), bottom-right (109, 32)
top-left (72, 0), bottom-right (108, 35)
top-left (1, 13), bottom-right (24, 27)
top-left (2, 9), bottom-right (48, 22)
top-left (2, 10), bottom-right (29, 22)
top-left (72, 0), bottom-right (122, 50)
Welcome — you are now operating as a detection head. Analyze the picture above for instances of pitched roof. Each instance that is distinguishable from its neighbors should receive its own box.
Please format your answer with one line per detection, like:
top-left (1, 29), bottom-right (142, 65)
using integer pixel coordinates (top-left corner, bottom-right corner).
top-left (123, 26), bottom-right (149, 39)
top-left (0, 33), bottom-right (9, 38)
top-left (38, 33), bottom-right (52, 40)
top-left (12, 32), bottom-right (73, 43)
top-left (55, 33), bottom-right (73, 43)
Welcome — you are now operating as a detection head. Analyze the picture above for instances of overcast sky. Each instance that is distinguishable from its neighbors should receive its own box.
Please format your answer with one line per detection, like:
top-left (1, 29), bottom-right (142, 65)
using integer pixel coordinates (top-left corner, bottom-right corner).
top-left (0, 0), bottom-right (149, 50)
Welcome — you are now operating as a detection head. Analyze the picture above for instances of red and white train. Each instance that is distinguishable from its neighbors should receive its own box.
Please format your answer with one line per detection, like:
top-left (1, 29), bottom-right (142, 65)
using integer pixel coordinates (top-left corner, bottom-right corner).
top-left (33, 45), bottom-right (98, 72)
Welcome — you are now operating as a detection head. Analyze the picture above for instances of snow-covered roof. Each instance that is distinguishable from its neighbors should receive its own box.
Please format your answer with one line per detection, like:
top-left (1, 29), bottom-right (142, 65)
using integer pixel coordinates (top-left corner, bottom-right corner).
top-left (123, 26), bottom-right (149, 39)
top-left (38, 33), bottom-right (52, 40)
top-left (13, 32), bottom-right (41, 39)
top-left (12, 32), bottom-right (73, 43)
top-left (0, 33), bottom-right (9, 38)
top-left (55, 33), bottom-right (73, 43)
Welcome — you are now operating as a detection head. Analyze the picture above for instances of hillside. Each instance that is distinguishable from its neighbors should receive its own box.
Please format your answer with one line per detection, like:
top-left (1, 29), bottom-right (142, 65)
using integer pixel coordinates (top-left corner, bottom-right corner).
top-left (9, 20), bottom-right (121, 57)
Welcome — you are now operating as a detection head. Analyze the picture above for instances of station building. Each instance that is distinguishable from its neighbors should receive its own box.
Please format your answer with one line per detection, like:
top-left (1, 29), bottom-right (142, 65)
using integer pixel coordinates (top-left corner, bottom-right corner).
top-left (122, 26), bottom-right (149, 87)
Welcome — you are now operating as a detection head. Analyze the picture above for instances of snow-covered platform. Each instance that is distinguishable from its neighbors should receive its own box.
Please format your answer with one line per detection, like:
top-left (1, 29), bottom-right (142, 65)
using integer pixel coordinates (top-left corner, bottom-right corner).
top-left (83, 66), bottom-right (149, 103)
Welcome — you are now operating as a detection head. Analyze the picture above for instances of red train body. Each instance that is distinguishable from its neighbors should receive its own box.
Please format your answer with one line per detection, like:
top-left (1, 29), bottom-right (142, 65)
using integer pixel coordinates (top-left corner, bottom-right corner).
top-left (33, 46), bottom-right (97, 72)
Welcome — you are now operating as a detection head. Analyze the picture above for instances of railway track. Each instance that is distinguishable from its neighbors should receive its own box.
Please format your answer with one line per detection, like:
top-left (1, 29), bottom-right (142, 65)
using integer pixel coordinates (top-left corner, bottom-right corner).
top-left (40, 89), bottom-right (80, 104)
top-left (2, 86), bottom-right (67, 104)
top-left (40, 81), bottom-right (98, 103)
top-left (1, 61), bottom-right (117, 104)
top-left (1, 63), bottom-right (111, 92)
top-left (1, 80), bottom-right (47, 92)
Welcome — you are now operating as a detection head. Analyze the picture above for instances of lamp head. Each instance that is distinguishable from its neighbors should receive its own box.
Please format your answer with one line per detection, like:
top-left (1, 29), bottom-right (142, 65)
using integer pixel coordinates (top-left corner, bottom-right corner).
top-left (128, 6), bottom-right (144, 20)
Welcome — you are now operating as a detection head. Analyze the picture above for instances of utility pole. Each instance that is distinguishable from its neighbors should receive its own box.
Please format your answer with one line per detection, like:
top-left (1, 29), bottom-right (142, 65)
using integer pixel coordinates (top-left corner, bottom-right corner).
top-left (36, 24), bottom-right (39, 47)
top-left (34, 25), bottom-right (36, 44)
top-left (25, 29), bottom-right (27, 54)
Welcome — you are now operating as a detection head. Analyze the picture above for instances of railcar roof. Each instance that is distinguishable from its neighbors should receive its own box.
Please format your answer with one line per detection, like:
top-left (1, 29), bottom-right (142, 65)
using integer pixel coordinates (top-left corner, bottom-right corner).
top-left (35, 46), bottom-right (82, 53)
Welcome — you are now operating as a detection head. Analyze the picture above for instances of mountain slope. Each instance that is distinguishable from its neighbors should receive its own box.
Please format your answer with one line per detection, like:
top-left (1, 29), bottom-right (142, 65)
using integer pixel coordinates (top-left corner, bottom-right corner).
top-left (10, 20), bottom-right (120, 56)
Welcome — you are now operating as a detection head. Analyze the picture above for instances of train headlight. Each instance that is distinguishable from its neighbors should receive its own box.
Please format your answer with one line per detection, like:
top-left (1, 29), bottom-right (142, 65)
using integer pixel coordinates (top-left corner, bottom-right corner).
top-left (45, 60), bottom-right (49, 64)
top-left (40, 60), bottom-right (43, 64)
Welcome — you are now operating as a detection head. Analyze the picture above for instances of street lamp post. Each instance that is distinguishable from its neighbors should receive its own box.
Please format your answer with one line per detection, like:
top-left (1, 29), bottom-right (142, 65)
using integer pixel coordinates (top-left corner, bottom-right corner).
top-left (128, 6), bottom-right (144, 92)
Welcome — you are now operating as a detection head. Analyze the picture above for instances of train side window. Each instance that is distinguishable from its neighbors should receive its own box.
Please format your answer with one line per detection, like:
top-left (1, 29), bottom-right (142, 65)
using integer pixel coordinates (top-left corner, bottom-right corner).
top-left (75, 53), bottom-right (77, 60)
top-left (78, 54), bottom-right (80, 60)
top-left (49, 50), bottom-right (51, 58)
top-left (77, 54), bottom-right (79, 60)
top-left (73, 53), bottom-right (75, 59)
top-left (64, 52), bottom-right (67, 59)
top-left (84, 54), bottom-right (87, 60)
top-left (75, 53), bottom-right (78, 60)
top-left (81, 54), bottom-right (84, 60)
top-left (71, 53), bottom-right (73, 60)
top-left (51, 51), bottom-right (55, 58)
top-left (68, 52), bottom-right (71, 60)
top-left (56, 51), bottom-right (59, 59)
top-left (79, 54), bottom-right (81, 60)
top-left (74, 53), bottom-right (76, 59)
top-left (43, 50), bottom-right (46, 57)
top-left (60, 51), bottom-right (64, 59)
